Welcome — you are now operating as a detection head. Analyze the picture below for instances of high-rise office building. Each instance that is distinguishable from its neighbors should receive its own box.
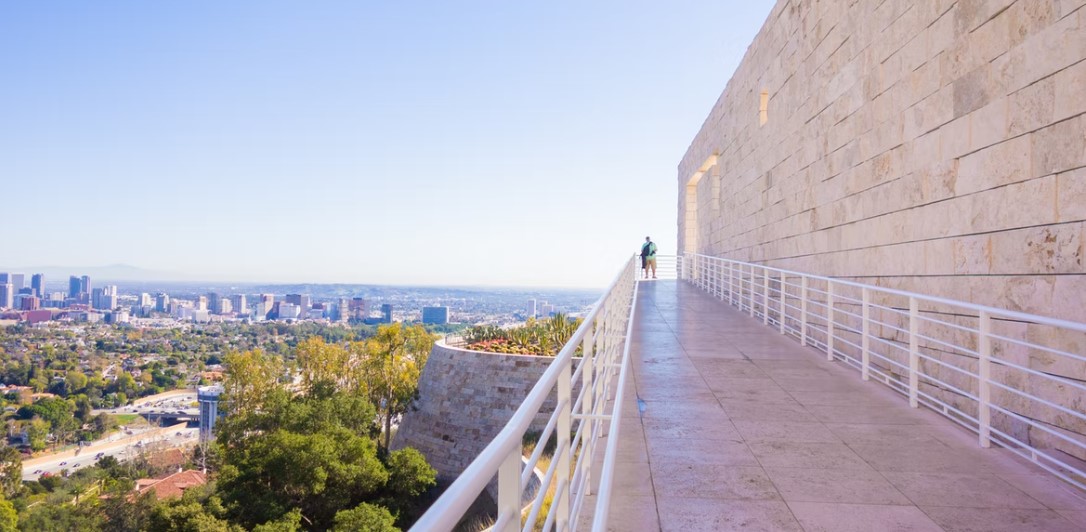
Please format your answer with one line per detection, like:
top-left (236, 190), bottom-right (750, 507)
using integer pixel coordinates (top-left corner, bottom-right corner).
top-left (139, 293), bottom-right (152, 307)
top-left (195, 295), bottom-right (208, 311)
top-left (278, 302), bottom-right (301, 320)
top-left (527, 299), bottom-right (537, 318)
top-left (198, 384), bottom-right (224, 442)
top-left (231, 294), bottom-right (247, 315)
top-left (19, 296), bottom-right (40, 311)
top-left (0, 284), bottom-right (12, 309)
top-left (31, 274), bottom-right (44, 298)
top-left (285, 294), bottom-right (311, 310)
top-left (10, 273), bottom-right (25, 293)
top-left (93, 286), bottom-right (118, 310)
top-left (80, 275), bottom-right (91, 296)
top-left (422, 306), bottom-right (450, 325)
top-left (69, 276), bottom-right (82, 298)
top-left (0, 273), bottom-right (8, 284)
top-left (350, 297), bottom-right (366, 320)
top-left (155, 293), bottom-right (170, 313)
top-left (207, 293), bottom-right (222, 314)
top-left (381, 303), bottom-right (393, 323)
top-left (336, 298), bottom-right (349, 322)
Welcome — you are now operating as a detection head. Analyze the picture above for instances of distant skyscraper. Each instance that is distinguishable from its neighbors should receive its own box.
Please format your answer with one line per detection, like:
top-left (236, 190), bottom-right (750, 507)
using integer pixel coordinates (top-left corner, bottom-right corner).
top-left (80, 275), bottom-right (91, 296)
top-left (381, 303), bottom-right (393, 323)
top-left (69, 276), bottom-right (81, 298)
top-left (527, 299), bottom-right (537, 318)
top-left (350, 297), bottom-right (366, 320)
top-left (285, 294), bottom-right (311, 310)
top-left (422, 306), bottom-right (450, 325)
top-left (31, 274), bottom-right (44, 298)
top-left (278, 302), bottom-right (301, 320)
top-left (0, 273), bottom-right (9, 284)
top-left (0, 284), bottom-right (12, 309)
top-left (93, 286), bottom-right (118, 310)
top-left (20, 296), bottom-right (40, 311)
top-left (195, 295), bottom-right (208, 311)
top-left (139, 293), bottom-right (152, 307)
top-left (231, 294), bottom-right (247, 315)
top-left (156, 293), bottom-right (170, 313)
top-left (207, 292), bottom-right (222, 314)
top-left (337, 298), bottom-right (349, 322)
top-left (10, 273), bottom-right (25, 293)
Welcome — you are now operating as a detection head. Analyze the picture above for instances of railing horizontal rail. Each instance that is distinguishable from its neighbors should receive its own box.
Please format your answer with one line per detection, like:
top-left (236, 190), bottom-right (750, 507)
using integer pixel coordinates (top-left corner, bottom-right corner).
top-left (681, 252), bottom-right (1086, 491)
top-left (411, 256), bottom-right (643, 532)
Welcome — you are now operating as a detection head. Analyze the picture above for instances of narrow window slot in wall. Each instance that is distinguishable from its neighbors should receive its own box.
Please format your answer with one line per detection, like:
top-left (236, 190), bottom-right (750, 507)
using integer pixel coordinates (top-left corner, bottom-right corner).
top-left (759, 90), bottom-right (768, 126)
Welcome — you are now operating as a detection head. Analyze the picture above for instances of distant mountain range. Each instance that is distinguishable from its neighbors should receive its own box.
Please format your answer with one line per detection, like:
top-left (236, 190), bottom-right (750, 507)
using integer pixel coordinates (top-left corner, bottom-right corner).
top-left (0, 264), bottom-right (190, 282)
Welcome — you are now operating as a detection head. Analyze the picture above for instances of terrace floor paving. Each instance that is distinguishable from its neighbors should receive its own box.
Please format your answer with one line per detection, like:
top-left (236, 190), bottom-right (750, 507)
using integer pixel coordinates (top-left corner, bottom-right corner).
top-left (581, 280), bottom-right (1086, 531)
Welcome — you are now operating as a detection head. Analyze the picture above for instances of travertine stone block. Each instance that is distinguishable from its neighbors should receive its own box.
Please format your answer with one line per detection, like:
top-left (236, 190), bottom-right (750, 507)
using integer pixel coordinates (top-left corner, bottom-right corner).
top-left (954, 0), bottom-right (1016, 34)
top-left (1031, 115), bottom-right (1086, 177)
top-left (990, 223), bottom-right (1085, 274)
top-left (939, 115), bottom-right (971, 160)
top-left (1008, 75), bottom-right (1056, 136)
top-left (957, 134), bottom-right (1032, 195)
top-left (968, 96), bottom-right (1010, 152)
top-left (968, 175), bottom-right (1057, 233)
top-left (952, 234), bottom-right (992, 274)
top-left (1008, 0), bottom-right (1060, 46)
top-left (1057, 167), bottom-right (1086, 222)
top-left (1053, 57), bottom-right (1086, 122)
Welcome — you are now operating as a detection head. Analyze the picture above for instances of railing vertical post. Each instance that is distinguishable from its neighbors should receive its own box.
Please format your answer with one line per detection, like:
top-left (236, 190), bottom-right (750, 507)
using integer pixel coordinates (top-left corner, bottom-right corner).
top-left (728, 261), bottom-right (735, 306)
top-left (779, 274), bottom-right (787, 334)
top-left (580, 330), bottom-right (594, 495)
top-left (747, 264), bottom-right (755, 317)
top-left (497, 447), bottom-right (521, 532)
top-left (978, 310), bottom-right (992, 448)
top-left (762, 268), bottom-right (770, 325)
top-left (861, 288), bottom-right (871, 381)
top-left (909, 297), bottom-right (919, 408)
top-left (800, 276), bottom-right (809, 346)
top-left (826, 281), bottom-right (835, 361)
top-left (555, 359), bottom-right (572, 528)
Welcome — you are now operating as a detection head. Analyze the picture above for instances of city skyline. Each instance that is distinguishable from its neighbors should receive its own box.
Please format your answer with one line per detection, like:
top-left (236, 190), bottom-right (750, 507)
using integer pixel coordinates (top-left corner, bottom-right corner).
top-left (0, 1), bottom-right (775, 288)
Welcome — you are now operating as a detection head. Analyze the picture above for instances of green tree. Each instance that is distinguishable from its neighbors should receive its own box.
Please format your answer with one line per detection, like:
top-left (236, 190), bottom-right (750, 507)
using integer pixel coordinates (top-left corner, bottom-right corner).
top-left (0, 496), bottom-right (15, 532)
top-left (0, 448), bottom-right (20, 499)
top-left (215, 385), bottom-right (433, 530)
top-left (358, 323), bottom-right (434, 450)
top-left (26, 418), bottom-right (49, 452)
top-left (332, 503), bottom-right (398, 532)
top-left (295, 338), bottom-right (348, 394)
top-left (221, 349), bottom-right (281, 418)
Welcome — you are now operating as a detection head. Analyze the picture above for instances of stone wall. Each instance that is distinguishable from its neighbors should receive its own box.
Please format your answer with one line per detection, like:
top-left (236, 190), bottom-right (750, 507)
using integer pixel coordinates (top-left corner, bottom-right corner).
top-left (679, 0), bottom-right (1086, 457)
top-left (392, 342), bottom-right (558, 482)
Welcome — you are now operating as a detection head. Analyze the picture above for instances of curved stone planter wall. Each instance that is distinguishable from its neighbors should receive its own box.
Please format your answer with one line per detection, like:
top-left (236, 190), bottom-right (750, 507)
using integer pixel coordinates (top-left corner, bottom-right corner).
top-left (392, 342), bottom-right (558, 482)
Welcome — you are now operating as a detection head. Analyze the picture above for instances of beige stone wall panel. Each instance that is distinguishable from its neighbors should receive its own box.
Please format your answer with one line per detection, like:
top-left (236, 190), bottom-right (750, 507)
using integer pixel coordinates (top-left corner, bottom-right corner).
top-left (679, 0), bottom-right (1086, 461)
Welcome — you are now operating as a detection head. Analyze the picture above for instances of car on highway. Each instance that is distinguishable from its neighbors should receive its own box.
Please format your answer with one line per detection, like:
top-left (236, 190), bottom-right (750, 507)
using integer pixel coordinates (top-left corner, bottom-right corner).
top-left (59, 462), bottom-right (67, 466)
top-left (32, 470), bottom-right (41, 475)
top-left (73, 463), bottom-right (80, 468)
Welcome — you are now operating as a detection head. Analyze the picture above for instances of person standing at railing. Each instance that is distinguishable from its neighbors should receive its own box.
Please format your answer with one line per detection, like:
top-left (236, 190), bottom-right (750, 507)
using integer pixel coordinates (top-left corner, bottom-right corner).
top-left (641, 236), bottom-right (657, 279)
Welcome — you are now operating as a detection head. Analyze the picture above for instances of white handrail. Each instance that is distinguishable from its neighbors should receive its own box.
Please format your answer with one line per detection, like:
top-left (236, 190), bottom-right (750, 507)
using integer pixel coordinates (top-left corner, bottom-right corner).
top-left (681, 252), bottom-right (1086, 490)
top-left (410, 256), bottom-right (640, 532)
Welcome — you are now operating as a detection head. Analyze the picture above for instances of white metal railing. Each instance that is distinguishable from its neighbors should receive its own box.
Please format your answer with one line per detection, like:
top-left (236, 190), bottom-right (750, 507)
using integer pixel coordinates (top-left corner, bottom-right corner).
top-left (681, 252), bottom-right (1086, 489)
top-left (411, 256), bottom-right (640, 532)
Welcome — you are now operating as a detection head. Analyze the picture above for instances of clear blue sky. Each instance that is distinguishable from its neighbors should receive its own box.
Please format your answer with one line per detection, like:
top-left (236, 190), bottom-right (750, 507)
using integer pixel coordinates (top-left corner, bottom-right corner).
top-left (1, 1), bottom-right (774, 288)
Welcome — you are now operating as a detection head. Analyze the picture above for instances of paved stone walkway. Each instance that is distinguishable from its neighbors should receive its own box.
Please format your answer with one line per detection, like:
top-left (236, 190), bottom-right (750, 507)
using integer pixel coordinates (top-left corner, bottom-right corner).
top-left (590, 280), bottom-right (1086, 531)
